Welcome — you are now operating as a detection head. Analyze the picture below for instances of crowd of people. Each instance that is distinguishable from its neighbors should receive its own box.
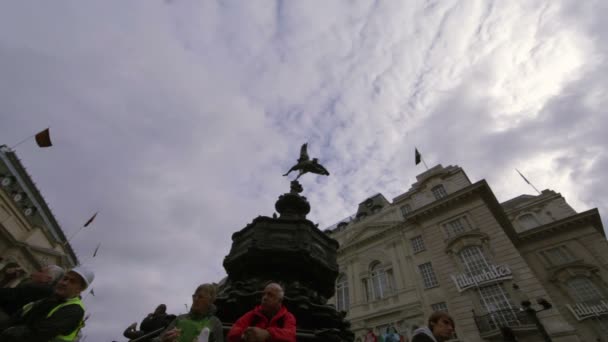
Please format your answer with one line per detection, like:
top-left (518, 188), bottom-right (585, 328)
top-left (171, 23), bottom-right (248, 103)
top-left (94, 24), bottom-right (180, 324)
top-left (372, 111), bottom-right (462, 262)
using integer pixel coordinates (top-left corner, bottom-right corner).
top-left (0, 263), bottom-right (454, 342)
top-left (120, 281), bottom-right (454, 342)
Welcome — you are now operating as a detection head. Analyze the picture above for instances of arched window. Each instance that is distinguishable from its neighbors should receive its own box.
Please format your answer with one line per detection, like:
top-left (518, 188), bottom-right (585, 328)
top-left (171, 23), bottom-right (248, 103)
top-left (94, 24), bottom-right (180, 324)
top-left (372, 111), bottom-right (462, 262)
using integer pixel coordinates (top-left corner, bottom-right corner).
top-left (336, 274), bottom-right (349, 311)
top-left (459, 246), bottom-right (490, 276)
top-left (567, 277), bottom-right (604, 304)
top-left (369, 262), bottom-right (390, 300)
top-left (518, 214), bottom-right (541, 230)
top-left (432, 185), bottom-right (448, 200)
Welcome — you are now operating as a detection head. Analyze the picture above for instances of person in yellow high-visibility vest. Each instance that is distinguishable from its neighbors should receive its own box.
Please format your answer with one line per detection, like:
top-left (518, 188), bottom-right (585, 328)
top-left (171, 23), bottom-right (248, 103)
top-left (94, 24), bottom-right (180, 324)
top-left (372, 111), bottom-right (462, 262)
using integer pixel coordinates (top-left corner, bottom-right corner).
top-left (0, 266), bottom-right (94, 342)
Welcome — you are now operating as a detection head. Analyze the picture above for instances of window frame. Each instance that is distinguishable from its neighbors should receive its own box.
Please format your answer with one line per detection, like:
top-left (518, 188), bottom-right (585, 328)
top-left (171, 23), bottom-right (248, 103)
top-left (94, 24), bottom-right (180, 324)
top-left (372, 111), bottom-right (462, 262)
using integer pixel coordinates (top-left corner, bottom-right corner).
top-left (566, 277), bottom-right (604, 304)
top-left (411, 235), bottom-right (426, 253)
top-left (459, 245), bottom-right (490, 276)
top-left (418, 262), bottom-right (439, 289)
top-left (400, 204), bottom-right (412, 218)
top-left (431, 185), bottom-right (448, 200)
top-left (336, 273), bottom-right (350, 311)
top-left (542, 245), bottom-right (577, 266)
top-left (431, 302), bottom-right (448, 313)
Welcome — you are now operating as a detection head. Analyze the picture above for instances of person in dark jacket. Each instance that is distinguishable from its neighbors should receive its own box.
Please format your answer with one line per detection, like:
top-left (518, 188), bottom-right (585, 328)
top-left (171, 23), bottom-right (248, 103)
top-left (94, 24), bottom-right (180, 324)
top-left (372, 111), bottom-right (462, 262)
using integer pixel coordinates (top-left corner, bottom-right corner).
top-left (0, 264), bottom-right (64, 317)
top-left (0, 266), bottom-right (94, 342)
top-left (411, 311), bottom-right (454, 342)
top-left (227, 282), bottom-right (296, 342)
top-left (124, 304), bottom-right (175, 341)
top-left (156, 284), bottom-right (223, 342)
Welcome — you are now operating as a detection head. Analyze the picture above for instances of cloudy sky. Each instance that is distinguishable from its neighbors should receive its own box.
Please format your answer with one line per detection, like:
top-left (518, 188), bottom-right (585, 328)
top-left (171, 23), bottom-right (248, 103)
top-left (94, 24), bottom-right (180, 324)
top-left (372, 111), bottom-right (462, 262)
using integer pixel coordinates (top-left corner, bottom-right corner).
top-left (1, 0), bottom-right (607, 340)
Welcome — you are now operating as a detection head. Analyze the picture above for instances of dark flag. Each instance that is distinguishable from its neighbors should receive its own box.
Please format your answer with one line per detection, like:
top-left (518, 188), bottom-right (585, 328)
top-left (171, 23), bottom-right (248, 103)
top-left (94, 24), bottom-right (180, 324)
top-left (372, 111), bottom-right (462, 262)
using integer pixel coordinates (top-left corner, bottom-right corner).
top-left (35, 128), bottom-right (52, 148)
top-left (415, 148), bottom-right (422, 165)
top-left (92, 243), bottom-right (101, 257)
top-left (84, 212), bottom-right (98, 227)
top-left (89, 289), bottom-right (95, 297)
top-left (516, 169), bottom-right (530, 184)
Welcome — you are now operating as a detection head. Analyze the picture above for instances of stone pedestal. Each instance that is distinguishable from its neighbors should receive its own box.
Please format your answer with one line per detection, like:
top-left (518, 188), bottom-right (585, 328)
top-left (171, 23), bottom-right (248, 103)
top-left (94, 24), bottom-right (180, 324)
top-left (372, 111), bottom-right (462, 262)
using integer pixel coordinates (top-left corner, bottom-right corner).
top-left (215, 181), bottom-right (353, 341)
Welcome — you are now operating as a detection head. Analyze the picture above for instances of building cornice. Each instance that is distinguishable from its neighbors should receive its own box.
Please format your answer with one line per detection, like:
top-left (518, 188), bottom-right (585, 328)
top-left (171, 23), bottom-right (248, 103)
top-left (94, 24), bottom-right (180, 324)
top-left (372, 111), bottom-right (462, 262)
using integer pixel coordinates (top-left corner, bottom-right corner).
top-left (404, 180), bottom-right (521, 245)
top-left (0, 146), bottom-right (78, 266)
top-left (337, 222), bottom-right (404, 255)
top-left (517, 209), bottom-right (605, 242)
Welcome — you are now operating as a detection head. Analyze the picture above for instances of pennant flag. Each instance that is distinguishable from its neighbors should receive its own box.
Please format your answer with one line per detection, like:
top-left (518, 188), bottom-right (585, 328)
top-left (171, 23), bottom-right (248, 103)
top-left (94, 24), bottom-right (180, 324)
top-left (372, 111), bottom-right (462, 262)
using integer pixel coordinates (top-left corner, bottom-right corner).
top-left (83, 212), bottom-right (98, 227)
top-left (516, 169), bottom-right (530, 184)
top-left (89, 288), bottom-right (95, 297)
top-left (35, 128), bottom-right (52, 148)
top-left (415, 148), bottom-right (422, 165)
top-left (92, 243), bottom-right (101, 257)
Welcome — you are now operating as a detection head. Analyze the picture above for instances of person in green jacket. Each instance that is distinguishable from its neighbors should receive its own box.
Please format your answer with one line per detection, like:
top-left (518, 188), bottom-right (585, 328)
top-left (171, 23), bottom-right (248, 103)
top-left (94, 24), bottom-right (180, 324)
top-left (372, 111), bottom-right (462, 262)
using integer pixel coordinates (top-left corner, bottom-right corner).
top-left (157, 283), bottom-right (224, 342)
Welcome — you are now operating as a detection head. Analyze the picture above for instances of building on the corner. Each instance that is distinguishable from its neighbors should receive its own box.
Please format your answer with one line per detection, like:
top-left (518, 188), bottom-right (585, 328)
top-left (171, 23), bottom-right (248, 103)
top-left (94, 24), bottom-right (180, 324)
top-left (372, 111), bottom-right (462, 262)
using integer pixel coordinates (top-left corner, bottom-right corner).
top-left (326, 164), bottom-right (607, 342)
top-left (0, 145), bottom-right (78, 287)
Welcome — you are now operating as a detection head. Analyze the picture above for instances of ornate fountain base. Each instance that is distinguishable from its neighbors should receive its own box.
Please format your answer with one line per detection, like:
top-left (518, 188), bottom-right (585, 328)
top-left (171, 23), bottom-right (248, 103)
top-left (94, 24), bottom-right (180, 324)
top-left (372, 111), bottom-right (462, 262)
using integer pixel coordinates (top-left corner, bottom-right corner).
top-left (215, 181), bottom-right (353, 341)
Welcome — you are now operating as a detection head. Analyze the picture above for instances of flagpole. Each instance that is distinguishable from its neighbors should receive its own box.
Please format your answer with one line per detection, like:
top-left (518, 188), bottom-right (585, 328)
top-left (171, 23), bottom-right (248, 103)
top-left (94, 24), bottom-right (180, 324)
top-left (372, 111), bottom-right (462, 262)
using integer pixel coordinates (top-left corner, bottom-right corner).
top-left (64, 227), bottom-right (85, 246)
top-left (515, 169), bottom-right (541, 195)
top-left (422, 158), bottom-right (429, 170)
top-left (10, 133), bottom-right (37, 150)
top-left (64, 212), bottom-right (98, 247)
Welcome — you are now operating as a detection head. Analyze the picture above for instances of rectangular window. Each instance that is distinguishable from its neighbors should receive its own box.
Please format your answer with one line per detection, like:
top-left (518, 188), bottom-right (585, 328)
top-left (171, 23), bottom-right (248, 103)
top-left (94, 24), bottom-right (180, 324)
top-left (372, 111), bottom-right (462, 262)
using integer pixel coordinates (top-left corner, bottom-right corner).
top-left (411, 235), bottom-right (425, 253)
top-left (444, 217), bottom-right (468, 238)
top-left (431, 302), bottom-right (448, 313)
top-left (567, 278), bottom-right (604, 304)
top-left (419, 262), bottom-right (439, 288)
top-left (479, 284), bottom-right (517, 329)
top-left (400, 204), bottom-right (412, 218)
top-left (432, 185), bottom-right (448, 200)
top-left (543, 246), bottom-right (576, 265)
top-left (459, 246), bottom-right (490, 276)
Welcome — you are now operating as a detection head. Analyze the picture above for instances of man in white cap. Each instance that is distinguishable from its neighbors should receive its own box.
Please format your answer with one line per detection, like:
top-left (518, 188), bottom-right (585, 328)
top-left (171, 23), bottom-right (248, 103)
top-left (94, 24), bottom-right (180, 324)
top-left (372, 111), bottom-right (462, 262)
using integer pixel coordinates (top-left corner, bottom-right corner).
top-left (0, 265), bottom-right (94, 342)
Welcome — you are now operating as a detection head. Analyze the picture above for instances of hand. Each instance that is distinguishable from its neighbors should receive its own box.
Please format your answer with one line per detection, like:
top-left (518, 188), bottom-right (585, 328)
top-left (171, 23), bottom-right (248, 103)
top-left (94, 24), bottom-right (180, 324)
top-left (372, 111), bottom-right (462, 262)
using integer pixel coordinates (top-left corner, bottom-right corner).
top-left (243, 327), bottom-right (270, 342)
top-left (161, 328), bottom-right (181, 342)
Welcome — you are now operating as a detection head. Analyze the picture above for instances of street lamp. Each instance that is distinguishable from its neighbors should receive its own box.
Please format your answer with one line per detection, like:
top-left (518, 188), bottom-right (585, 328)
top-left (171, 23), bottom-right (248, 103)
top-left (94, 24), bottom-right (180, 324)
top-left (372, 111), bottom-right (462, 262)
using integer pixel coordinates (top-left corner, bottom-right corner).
top-left (513, 284), bottom-right (553, 342)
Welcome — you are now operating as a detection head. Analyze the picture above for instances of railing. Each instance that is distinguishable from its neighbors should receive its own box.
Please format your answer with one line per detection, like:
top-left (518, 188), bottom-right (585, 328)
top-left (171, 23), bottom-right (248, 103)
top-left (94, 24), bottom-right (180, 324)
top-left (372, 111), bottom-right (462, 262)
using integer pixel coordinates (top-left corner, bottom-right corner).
top-left (474, 308), bottom-right (535, 334)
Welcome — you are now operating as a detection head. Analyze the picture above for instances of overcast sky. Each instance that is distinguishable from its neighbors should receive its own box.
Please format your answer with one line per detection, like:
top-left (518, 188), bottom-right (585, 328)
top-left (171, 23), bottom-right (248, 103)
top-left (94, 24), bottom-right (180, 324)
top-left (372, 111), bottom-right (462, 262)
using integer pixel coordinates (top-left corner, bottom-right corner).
top-left (1, 0), bottom-right (607, 340)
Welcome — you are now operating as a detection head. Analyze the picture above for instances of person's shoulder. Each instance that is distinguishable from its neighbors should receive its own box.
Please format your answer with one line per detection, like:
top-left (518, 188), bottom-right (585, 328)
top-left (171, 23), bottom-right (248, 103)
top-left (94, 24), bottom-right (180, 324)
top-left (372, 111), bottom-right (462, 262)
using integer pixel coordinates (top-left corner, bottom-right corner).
top-left (411, 333), bottom-right (435, 342)
top-left (280, 306), bottom-right (295, 316)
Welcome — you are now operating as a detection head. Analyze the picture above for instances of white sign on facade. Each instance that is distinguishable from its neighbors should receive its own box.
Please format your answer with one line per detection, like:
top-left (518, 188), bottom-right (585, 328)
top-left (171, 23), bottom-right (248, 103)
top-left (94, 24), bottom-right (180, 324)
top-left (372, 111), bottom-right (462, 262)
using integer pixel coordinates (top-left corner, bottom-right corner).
top-left (566, 301), bottom-right (608, 321)
top-left (451, 264), bottom-right (513, 292)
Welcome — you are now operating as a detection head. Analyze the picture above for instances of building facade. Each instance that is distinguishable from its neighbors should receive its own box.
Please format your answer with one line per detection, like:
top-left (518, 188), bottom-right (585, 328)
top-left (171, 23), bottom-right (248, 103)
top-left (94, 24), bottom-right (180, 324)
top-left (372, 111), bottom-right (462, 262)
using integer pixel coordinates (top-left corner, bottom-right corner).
top-left (326, 165), bottom-right (607, 342)
top-left (0, 145), bottom-right (78, 287)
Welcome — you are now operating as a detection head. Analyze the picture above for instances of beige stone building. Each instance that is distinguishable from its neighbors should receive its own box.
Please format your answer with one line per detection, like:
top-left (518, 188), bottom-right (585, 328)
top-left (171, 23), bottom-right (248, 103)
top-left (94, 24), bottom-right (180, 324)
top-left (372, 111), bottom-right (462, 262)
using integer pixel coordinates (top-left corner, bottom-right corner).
top-left (326, 164), bottom-right (607, 342)
top-left (0, 145), bottom-right (78, 287)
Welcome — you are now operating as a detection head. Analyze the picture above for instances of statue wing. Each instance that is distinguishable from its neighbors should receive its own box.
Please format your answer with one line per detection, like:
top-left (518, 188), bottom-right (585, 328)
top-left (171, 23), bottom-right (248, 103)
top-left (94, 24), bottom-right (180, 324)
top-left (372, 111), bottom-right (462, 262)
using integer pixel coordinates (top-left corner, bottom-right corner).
top-left (298, 143), bottom-right (310, 163)
top-left (314, 163), bottom-right (330, 176)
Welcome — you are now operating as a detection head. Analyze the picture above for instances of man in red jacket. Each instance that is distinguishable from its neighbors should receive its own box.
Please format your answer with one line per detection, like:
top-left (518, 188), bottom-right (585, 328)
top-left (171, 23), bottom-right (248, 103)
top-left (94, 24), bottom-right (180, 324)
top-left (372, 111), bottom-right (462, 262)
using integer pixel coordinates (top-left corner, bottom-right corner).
top-left (227, 283), bottom-right (296, 342)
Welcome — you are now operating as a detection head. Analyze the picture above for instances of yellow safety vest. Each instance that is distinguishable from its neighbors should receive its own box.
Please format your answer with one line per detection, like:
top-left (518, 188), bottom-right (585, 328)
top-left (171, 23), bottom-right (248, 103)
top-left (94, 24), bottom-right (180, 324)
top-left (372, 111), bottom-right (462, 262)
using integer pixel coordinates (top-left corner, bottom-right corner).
top-left (22, 296), bottom-right (85, 342)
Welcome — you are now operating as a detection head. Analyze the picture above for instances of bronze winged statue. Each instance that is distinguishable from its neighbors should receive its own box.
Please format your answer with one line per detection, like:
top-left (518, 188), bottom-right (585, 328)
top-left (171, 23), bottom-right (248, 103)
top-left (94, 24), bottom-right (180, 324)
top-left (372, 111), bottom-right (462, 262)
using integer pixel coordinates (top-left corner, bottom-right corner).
top-left (283, 143), bottom-right (330, 181)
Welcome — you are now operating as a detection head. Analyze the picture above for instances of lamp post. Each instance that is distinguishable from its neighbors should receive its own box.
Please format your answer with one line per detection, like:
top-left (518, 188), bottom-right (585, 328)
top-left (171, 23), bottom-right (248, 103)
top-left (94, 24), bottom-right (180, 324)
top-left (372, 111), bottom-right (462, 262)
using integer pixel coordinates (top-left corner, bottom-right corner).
top-left (513, 284), bottom-right (553, 342)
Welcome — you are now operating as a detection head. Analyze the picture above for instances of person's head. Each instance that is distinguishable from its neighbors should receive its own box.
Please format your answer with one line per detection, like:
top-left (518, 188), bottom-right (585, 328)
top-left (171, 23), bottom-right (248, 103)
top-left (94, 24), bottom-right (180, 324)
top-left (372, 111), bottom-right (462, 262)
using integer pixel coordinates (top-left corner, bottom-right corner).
top-left (55, 267), bottom-right (94, 299)
top-left (31, 265), bottom-right (64, 285)
top-left (191, 283), bottom-right (217, 315)
top-left (154, 304), bottom-right (167, 315)
top-left (261, 282), bottom-right (284, 315)
top-left (428, 311), bottom-right (454, 341)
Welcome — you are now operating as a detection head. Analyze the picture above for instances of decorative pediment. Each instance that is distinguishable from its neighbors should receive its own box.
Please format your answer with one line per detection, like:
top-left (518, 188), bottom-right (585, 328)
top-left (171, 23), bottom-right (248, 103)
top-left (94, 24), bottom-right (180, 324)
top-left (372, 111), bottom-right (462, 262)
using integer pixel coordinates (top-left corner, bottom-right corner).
top-left (444, 229), bottom-right (489, 254)
top-left (343, 223), bottom-right (397, 247)
top-left (549, 262), bottom-right (600, 282)
top-left (24, 228), bottom-right (53, 250)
